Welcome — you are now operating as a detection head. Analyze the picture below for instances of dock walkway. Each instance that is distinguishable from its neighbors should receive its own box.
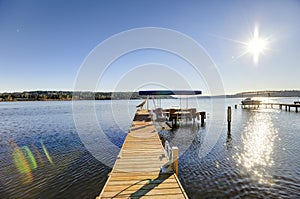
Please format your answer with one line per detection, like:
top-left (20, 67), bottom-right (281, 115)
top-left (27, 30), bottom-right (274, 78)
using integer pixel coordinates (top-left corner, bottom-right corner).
top-left (98, 110), bottom-right (188, 199)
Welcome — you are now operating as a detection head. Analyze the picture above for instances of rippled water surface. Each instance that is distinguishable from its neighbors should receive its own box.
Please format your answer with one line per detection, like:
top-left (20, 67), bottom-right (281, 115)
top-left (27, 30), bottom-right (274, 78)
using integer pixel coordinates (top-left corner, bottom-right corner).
top-left (0, 98), bottom-right (299, 198)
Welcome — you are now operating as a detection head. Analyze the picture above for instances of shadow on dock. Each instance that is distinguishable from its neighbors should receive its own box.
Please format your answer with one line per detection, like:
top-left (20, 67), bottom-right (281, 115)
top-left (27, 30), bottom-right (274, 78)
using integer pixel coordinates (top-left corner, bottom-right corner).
top-left (129, 173), bottom-right (172, 198)
top-left (107, 173), bottom-right (172, 198)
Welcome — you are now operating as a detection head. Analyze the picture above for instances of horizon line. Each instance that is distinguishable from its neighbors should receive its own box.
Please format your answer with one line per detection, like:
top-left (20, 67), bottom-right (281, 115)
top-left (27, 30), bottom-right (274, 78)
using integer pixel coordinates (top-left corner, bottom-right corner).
top-left (1, 89), bottom-right (300, 96)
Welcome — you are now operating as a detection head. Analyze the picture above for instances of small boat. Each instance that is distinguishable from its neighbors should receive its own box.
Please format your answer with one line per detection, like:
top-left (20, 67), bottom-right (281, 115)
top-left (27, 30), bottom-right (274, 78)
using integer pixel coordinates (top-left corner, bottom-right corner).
top-left (241, 98), bottom-right (261, 106)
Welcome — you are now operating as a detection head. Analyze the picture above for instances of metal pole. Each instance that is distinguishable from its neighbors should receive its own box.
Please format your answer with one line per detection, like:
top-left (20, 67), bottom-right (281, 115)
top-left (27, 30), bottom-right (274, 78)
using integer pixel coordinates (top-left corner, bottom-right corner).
top-left (179, 96), bottom-right (181, 110)
top-left (146, 95), bottom-right (149, 110)
top-left (186, 97), bottom-right (188, 109)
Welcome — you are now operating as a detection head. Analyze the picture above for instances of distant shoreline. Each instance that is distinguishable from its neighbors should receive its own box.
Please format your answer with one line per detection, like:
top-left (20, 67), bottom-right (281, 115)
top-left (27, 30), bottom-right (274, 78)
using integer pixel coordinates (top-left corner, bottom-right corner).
top-left (0, 90), bottom-right (299, 102)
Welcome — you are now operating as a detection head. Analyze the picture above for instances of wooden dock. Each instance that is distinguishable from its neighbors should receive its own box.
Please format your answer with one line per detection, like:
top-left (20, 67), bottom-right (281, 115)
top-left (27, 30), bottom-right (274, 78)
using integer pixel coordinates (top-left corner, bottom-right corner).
top-left (240, 101), bottom-right (300, 113)
top-left (262, 102), bottom-right (300, 113)
top-left (97, 110), bottom-right (188, 199)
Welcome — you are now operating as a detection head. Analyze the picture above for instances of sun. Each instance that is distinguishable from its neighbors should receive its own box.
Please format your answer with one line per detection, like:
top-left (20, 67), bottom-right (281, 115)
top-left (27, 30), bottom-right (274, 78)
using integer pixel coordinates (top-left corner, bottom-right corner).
top-left (212, 24), bottom-right (271, 64)
top-left (246, 26), bottom-right (268, 64)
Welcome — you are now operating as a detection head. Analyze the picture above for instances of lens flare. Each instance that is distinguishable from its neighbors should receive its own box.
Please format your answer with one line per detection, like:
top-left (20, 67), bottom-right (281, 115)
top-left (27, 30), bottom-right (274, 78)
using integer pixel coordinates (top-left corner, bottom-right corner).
top-left (41, 142), bottom-right (54, 165)
top-left (21, 146), bottom-right (37, 170)
top-left (12, 143), bottom-right (34, 184)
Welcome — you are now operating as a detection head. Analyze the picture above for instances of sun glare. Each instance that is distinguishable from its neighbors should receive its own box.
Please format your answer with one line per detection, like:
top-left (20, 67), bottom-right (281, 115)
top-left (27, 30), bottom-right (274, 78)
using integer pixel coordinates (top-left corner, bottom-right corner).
top-left (246, 26), bottom-right (268, 64)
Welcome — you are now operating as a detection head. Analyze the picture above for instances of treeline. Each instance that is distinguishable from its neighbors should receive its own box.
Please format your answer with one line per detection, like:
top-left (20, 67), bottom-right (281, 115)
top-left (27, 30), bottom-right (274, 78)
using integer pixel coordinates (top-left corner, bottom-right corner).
top-left (0, 91), bottom-right (149, 102)
top-left (2, 90), bottom-right (299, 102)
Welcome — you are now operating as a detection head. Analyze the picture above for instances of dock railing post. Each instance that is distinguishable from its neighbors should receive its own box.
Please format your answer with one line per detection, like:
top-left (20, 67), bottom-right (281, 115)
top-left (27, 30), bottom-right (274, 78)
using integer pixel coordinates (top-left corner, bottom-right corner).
top-left (172, 146), bottom-right (179, 176)
top-left (227, 106), bottom-right (231, 133)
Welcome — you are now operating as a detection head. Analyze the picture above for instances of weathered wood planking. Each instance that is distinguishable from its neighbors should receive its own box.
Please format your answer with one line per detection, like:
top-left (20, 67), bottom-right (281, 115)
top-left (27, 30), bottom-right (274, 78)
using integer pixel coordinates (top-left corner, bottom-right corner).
top-left (97, 110), bottom-right (188, 199)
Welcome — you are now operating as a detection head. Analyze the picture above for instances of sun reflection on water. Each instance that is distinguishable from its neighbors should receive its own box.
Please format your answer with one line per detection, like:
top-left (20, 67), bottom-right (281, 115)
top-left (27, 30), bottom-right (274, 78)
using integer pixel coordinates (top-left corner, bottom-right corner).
top-left (235, 111), bottom-right (278, 184)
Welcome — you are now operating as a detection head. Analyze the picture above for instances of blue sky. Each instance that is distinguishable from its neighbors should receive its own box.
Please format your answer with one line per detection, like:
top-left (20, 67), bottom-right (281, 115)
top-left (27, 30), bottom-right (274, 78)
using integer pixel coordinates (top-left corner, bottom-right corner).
top-left (0, 0), bottom-right (300, 94)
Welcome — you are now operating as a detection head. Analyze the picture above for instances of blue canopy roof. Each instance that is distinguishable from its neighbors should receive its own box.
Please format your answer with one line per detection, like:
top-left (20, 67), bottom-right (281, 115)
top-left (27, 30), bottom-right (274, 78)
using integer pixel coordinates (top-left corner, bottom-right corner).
top-left (139, 90), bottom-right (202, 96)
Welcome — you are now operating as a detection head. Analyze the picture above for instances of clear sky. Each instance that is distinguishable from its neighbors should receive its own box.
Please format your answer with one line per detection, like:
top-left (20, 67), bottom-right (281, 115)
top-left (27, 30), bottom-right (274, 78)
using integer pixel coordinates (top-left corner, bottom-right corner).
top-left (0, 0), bottom-right (300, 94)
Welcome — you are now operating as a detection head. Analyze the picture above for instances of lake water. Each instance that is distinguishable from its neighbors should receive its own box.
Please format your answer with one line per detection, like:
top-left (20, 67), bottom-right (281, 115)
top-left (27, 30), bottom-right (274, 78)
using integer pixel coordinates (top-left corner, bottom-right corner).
top-left (0, 98), bottom-right (299, 198)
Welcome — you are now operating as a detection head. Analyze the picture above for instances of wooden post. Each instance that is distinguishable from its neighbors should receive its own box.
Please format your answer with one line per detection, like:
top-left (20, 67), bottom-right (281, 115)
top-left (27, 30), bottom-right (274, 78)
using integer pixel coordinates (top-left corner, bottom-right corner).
top-left (285, 105), bottom-right (287, 111)
top-left (200, 112), bottom-right (205, 127)
top-left (234, 104), bottom-right (237, 109)
top-left (172, 147), bottom-right (178, 176)
top-left (227, 106), bottom-right (231, 133)
top-left (289, 106), bottom-right (291, 112)
top-left (296, 106), bottom-right (298, 113)
top-left (279, 104), bottom-right (282, 110)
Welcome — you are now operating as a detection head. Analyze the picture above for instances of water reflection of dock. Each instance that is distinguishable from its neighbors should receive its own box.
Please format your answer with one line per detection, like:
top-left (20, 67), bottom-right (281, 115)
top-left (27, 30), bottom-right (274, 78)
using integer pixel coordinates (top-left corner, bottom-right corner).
top-left (97, 110), bottom-right (188, 198)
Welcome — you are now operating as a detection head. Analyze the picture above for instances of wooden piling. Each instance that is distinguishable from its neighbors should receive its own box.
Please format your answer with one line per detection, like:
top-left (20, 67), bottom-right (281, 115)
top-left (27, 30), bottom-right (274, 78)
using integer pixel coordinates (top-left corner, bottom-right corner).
top-left (227, 106), bottom-right (231, 133)
top-left (200, 112), bottom-right (205, 127)
top-left (172, 147), bottom-right (179, 176)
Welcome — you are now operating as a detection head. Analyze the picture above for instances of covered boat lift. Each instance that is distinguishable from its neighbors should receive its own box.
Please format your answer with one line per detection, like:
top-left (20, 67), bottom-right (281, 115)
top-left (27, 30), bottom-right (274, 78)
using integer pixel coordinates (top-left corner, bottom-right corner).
top-left (138, 90), bottom-right (206, 128)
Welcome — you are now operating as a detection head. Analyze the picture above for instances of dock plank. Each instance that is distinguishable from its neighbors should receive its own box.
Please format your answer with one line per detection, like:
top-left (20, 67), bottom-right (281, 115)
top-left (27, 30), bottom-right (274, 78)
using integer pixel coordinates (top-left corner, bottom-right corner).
top-left (98, 110), bottom-right (188, 199)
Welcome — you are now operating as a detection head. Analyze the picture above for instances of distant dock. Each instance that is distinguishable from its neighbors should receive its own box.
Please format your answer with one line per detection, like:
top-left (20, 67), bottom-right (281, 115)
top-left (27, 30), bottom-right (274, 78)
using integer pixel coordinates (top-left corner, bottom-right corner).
top-left (241, 101), bottom-right (300, 113)
top-left (262, 102), bottom-right (300, 113)
top-left (97, 109), bottom-right (188, 198)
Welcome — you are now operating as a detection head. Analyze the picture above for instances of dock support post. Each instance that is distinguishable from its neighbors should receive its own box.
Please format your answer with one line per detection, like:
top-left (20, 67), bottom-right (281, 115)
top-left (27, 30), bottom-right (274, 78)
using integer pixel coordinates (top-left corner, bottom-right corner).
top-left (279, 104), bottom-right (282, 110)
top-left (285, 105), bottom-right (287, 111)
top-left (235, 104), bottom-right (237, 109)
top-left (200, 112), bottom-right (205, 127)
top-left (289, 106), bottom-right (291, 112)
top-left (172, 147), bottom-right (178, 176)
top-left (296, 107), bottom-right (298, 113)
top-left (227, 106), bottom-right (231, 133)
